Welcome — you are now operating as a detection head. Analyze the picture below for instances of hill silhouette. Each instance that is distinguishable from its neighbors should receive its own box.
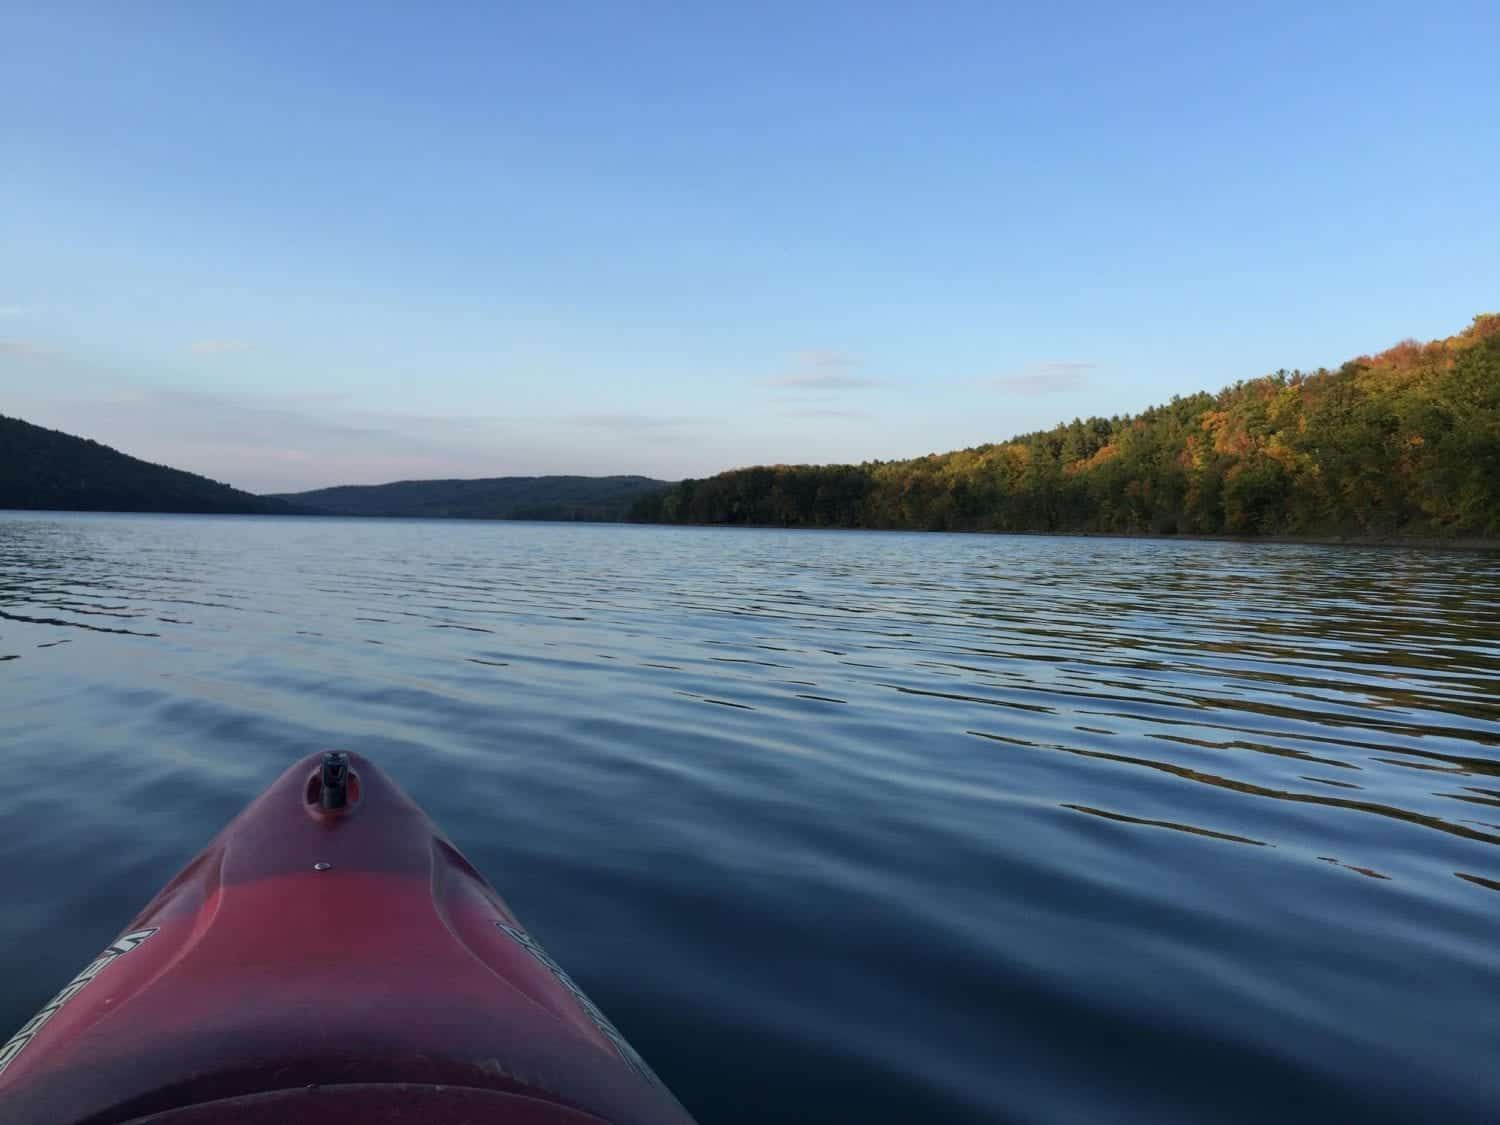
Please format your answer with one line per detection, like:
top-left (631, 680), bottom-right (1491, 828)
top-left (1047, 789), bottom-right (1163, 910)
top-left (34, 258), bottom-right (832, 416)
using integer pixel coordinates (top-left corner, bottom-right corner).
top-left (0, 415), bottom-right (297, 514)
top-left (273, 475), bottom-right (669, 521)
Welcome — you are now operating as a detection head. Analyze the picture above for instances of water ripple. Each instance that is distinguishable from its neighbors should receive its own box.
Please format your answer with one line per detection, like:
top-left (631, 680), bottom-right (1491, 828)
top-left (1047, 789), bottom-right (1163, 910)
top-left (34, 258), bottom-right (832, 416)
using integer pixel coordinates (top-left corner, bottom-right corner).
top-left (1, 514), bottom-right (1498, 1123)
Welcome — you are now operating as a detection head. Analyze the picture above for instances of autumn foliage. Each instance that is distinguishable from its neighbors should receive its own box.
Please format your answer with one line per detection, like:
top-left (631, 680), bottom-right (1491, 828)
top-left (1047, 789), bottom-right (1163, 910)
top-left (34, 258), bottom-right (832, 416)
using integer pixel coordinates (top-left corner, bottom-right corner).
top-left (634, 315), bottom-right (1500, 538)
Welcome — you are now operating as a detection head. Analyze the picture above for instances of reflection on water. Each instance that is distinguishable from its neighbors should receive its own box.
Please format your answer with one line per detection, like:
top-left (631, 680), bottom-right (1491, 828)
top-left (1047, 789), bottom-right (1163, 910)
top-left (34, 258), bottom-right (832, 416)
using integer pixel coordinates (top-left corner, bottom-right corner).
top-left (969, 731), bottom-right (1500, 846)
top-left (1, 513), bottom-right (1498, 1123)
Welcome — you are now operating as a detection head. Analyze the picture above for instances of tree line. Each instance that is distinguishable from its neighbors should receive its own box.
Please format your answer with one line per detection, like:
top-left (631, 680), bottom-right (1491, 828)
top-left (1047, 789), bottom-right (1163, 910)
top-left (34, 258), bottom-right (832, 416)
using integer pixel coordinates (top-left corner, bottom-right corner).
top-left (631, 314), bottom-right (1499, 538)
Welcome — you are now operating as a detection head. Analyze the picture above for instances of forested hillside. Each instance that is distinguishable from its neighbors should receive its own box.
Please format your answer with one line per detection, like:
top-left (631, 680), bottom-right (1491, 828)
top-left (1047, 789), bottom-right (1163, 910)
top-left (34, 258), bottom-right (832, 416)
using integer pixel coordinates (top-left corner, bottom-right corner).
top-left (0, 415), bottom-right (296, 514)
top-left (274, 475), bottom-right (669, 521)
top-left (632, 315), bottom-right (1500, 539)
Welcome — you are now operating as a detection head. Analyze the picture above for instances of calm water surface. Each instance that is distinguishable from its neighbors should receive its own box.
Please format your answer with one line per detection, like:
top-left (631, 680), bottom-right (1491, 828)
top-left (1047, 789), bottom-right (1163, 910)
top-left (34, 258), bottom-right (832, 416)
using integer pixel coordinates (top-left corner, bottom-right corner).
top-left (2, 513), bottom-right (1497, 1123)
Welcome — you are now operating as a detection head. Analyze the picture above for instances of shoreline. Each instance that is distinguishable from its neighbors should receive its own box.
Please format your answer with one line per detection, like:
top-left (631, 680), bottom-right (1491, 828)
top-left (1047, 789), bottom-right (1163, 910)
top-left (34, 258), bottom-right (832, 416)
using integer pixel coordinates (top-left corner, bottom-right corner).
top-left (623, 520), bottom-right (1500, 551)
top-left (4, 507), bottom-right (1495, 550)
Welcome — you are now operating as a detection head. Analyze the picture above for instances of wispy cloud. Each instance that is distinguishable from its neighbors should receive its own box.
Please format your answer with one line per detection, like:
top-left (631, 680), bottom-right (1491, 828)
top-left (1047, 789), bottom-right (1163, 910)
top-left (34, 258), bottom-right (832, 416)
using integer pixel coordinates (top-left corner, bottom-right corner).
top-left (567, 412), bottom-right (703, 431)
top-left (777, 406), bottom-right (871, 420)
top-left (0, 373), bottom-right (535, 492)
top-left (796, 348), bottom-right (854, 369)
top-left (190, 339), bottom-right (254, 355)
top-left (0, 332), bottom-right (719, 488)
top-left (766, 371), bottom-right (882, 390)
top-left (762, 348), bottom-right (882, 391)
top-left (0, 305), bottom-right (26, 318)
top-left (0, 338), bottom-right (52, 358)
top-left (989, 360), bottom-right (1096, 394)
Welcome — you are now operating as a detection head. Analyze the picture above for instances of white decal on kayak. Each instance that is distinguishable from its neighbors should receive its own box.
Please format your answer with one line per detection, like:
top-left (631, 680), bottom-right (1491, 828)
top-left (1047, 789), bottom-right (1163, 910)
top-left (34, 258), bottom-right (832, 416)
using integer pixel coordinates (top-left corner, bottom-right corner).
top-left (495, 921), bottom-right (665, 1089)
top-left (0, 928), bottom-right (158, 1078)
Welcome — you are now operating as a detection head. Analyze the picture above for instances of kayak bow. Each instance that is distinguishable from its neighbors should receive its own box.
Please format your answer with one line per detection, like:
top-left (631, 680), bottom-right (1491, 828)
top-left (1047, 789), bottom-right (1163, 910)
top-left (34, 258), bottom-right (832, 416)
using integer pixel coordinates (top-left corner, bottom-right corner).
top-left (0, 752), bottom-right (696, 1124)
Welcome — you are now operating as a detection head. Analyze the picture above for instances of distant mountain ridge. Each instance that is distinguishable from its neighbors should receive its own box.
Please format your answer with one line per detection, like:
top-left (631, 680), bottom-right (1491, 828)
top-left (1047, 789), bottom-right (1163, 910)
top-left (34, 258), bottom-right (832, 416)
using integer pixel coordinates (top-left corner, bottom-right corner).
top-left (0, 414), bottom-right (296, 514)
top-left (0, 414), bottom-right (668, 521)
top-left (273, 475), bottom-right (670, 521)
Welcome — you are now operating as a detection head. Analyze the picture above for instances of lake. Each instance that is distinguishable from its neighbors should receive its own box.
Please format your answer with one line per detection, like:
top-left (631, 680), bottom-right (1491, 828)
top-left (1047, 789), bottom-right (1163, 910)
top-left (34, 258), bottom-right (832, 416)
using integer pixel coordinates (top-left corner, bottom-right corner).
top-left (1, 513), bottom-right (1497, 1123)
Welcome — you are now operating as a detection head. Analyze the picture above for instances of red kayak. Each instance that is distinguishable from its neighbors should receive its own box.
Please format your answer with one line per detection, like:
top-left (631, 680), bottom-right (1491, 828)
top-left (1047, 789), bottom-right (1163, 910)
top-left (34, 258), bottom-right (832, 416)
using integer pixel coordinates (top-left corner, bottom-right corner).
top-left (0, 752), bottom-right (697, 1123)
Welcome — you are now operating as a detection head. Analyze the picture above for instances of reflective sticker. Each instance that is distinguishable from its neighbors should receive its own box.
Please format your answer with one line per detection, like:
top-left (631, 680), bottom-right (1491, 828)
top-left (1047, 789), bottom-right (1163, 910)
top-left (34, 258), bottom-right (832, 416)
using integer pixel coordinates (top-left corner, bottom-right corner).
top-left (0, 928), bottom-right (158, 1078)
top-left (495, 921), bottom-right (666, 1090)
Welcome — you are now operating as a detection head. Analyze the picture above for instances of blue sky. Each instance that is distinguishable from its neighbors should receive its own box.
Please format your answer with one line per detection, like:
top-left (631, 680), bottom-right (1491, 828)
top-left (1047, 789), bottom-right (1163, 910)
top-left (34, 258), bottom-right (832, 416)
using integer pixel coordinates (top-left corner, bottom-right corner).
top-left (4, 1), bottom-right (1497, 492)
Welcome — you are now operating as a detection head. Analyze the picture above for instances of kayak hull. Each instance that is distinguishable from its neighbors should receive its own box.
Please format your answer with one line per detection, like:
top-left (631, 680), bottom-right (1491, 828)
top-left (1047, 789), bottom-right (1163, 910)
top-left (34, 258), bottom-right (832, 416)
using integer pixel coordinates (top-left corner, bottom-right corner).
top-left (122, 1086), bottom-right (612, 1124)
top-left (0, 753), bottom-right (693, 1125)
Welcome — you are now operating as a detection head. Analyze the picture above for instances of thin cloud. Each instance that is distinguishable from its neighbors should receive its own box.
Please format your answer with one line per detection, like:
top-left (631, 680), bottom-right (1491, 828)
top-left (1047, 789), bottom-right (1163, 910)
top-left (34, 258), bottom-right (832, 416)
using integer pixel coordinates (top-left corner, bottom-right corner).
top-left (0, 339), bottom-right (707, 488)
top-left (0, 338), bottom-right (52, 358)
top-left (190, 339), bottom-right (254, 355)
top-left (989, 360), bottom-right (1096, 393)
top-left (0, 305), bottom-right (26, 318)
top-left (567, 412), bottom-right (703, 431)
top-left (762, 348), bottom-right (883, 391)
top-left (777, 406), bottom-right (872, 420)
top-left (766, 371), bottom-right (882, 390)
top-left (795, 348), bottom-right (855, 369)
top-left (16, 385), bottom-right (536, 493)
